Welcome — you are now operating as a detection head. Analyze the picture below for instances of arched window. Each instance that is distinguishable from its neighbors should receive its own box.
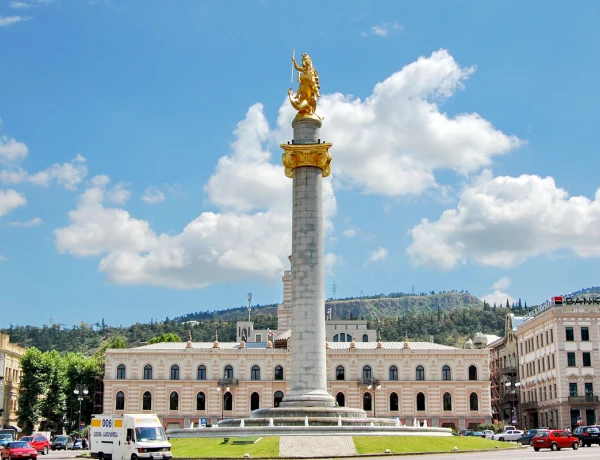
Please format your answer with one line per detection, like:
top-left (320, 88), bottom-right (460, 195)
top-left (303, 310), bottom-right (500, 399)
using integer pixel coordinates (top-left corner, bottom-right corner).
top-left (416, 392), bottom-right (425, 411)
top-left (443, 392), bottom-right (452, 411)
top-left (274, 365), bottom-right (284, 380)
top-left (274, 391), bottom-right (284, 407)
top-left (469, 392), bottom-right (478, 411)
top-left (142, 391), bottom-right (151, 411)
top-left (336, 392), bottom-right (345, 407)
top-left (170, 364), bottom-right (179, 380)
top-left (251, 392), bottom-right (260, 411)
top-left (116, 364), bottom-right (126, 380)
top-left (169, 391), bottom-right (179, 410)
top-left (333, 334), bottom-right (339, 342)
top-left (390, 392), bottom-right (399, 411)
top-left (198, 365), bottom-right (206, 380)
top-left (416, 365), bottom-right (425, 381)
top-left (115, 391), bottom-right (125, 410)
top-left (468, 365), bottom-right (478, 381)
top-left (143, 364), bottom-right (152, 380)
top-left (442, 365), bottom-right (451, 381)
top-left (362, 334), bottom-right (368, 342)
top-left (362, 365), bottom-right (372, 379)
top-left (251, 365), bottom-right (260, 380)
top-left (223, 392), bottom-right (233, 411)
top-left (336, 365), bottom-right (345, 380)
top-left (196, 392), bottom-right (206, 411)
top-left (363, 392), bottom-right (372, 411)
top-left (224, 365), bottom-right (233, 379)
top-left (389, 365), bottom-right (398, 381)
top-left (346, 334), bottom-right (352, 342)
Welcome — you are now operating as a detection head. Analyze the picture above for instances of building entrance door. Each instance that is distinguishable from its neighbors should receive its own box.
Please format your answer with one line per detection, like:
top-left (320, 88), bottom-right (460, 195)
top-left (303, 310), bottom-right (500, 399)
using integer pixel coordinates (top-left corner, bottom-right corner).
top-left (570, 409), bottom-right (581, 429)
top-left (586, 409), bottom-right (595, 426)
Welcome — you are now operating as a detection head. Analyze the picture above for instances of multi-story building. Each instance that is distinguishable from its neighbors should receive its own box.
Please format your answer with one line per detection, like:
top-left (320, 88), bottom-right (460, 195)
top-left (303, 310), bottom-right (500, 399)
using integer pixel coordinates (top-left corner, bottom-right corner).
top-left (103, 270), bottom-right (492, 431)
top-left (516, 302), bottom-right (600, 430)
top-left (0, 333), bottom-right (26, 429)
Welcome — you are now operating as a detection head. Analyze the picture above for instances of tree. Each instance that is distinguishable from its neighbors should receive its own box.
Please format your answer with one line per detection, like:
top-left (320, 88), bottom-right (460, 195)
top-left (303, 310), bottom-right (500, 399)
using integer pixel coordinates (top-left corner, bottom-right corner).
top-left (147, 333), bottom-right (181, 344)
top-left (18, 348), bottom-right (47, 434)
top-left (39, 350), bottom-right (67, 434)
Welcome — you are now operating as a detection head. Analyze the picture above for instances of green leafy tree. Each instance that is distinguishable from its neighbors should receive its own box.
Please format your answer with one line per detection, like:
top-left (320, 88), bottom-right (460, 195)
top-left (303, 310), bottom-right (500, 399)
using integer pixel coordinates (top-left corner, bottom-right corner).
top-left (147, 333), bottom-right (181, 344)
top-left (17, 348), bottom-right (47, 434)
top-left (64, 353), bottom-right (102, 434)
top-left (39, 350), bottom-right (67, 434)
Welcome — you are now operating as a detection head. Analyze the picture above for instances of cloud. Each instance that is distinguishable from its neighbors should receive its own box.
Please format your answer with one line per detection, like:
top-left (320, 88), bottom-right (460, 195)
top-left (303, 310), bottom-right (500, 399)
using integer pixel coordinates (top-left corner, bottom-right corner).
top-left (0, 189), bottom-right (26, 218)
top-left (0, 15), bottom-right (30, 26)
top-left (343, 229), bottom-right (356, 238)
top-left (324, 253), bottom-right (338, 276)
top-left (407, 171), bottom-right (600, 269)
top-left (274, 49), bottom-right (521, 198)
top-left (10, 0), bottom-right (54, 7)
top-left (141, 187), bottom-right (165, 204)
top-left (0, 154), bottom-right (87, 190)
top-left (364, 247), bottom-right (388, 267)
top-left (0, 136), bottom-right (29, 164)
top-left (481, 277), bottom-right (515, 306)
top-left (10, 2), bottom-right (33, 8)
top-left (106, 181), bottom-right (131, 205)
top-left (9, 216), bottom-right (42, 227)
top-left (362, 21), bottom-right (403, 37)
top-left (0, 255), bottom-right (6, 261)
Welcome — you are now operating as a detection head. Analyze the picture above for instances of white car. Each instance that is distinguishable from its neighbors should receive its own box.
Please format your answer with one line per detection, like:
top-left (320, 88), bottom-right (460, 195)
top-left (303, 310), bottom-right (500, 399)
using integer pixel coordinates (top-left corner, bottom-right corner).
top-left (491, 429), bottom-right (524, 442)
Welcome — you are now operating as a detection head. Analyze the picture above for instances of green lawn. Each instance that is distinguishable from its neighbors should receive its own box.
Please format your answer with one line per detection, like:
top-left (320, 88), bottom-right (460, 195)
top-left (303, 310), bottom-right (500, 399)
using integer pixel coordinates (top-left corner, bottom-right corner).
top-left (354, 436), bottom-right (517, 454)
top-left (170, 437), bottom-right (279, 458)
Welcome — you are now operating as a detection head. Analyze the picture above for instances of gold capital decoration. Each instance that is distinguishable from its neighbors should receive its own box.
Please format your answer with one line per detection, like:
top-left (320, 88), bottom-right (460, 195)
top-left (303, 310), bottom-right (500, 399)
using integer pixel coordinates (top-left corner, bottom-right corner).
top-left (281, 143), bottom-right (332, 178)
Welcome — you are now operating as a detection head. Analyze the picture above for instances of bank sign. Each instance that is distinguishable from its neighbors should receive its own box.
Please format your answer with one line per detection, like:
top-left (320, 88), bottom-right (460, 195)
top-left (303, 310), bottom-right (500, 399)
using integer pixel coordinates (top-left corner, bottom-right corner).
top-left (552, 296), bottom-right (600, 306)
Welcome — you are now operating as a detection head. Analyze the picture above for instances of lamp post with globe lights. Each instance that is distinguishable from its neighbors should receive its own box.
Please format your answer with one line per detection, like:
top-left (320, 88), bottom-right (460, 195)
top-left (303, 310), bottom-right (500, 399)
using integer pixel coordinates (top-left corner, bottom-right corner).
top-left (74, 384), bottom-right (88, 436)
top-left (505, 380), bottom-right (521, 426)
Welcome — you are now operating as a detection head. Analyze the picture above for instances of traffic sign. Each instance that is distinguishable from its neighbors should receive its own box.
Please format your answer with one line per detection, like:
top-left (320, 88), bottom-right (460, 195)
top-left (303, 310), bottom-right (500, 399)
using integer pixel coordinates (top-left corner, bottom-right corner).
top-left (200, 418), bottom-right (207, 427)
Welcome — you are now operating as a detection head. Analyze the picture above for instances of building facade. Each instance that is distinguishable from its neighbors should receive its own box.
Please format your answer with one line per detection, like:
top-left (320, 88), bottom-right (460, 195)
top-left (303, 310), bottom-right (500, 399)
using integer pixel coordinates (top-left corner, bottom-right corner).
top-left (516, 303), bottom-right (600, 430)
top-left (0, 333), bottom-right (26, 429)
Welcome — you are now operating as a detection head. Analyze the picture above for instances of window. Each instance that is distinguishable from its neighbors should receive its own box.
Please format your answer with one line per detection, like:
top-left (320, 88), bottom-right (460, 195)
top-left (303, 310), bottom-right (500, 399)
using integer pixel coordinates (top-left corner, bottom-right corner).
top-left (582, 327), bottom-right (590, 341)
top-left (196, 392), bottom-right (205, 411)
top-left (469, 392), bottom-right (478, 411)
top-left (416, 392), bottom-right (425, 411)
top-left (224, 365), bottom-right (233, 379)
top-left (443, 392), bottom-right (452, 411)
top-left (363, 392), bottom-right (372, 411)
top-left (362, 334), bottom-right (368, 342)
top-left (251, 365), bottom-right (260, 380)
top-left (142, 391), bottom-right (151, 411)
top-left (170, 391), bottom-right (179, 410)
top-left (551, 329), bottom-right (554, 342)
top-left (389, 392), bottom-right (399, 411)
top-left (362, 365), bottom-right (372, 379)
top-left (250, 392), bottom-right (260, 411)
top-left (416, 365), bottom-right (424, 381)
top-left (336, 365), bottom-right (345, 380)
top-left (115, 391), bottom-right (125, 411)
top-left (143, 364), bottom-right (153, 380)
top-left (333, 334), bottom-right (339, 342)
top-left (346, 334), bottom-right (352, 342)
top-left (274, 391), bottom-right (284, 407)
top-left (389, 365), bottom-right (398, 381)
top-left (568, 352), bottom-right (576, 367)
top-left (468, 365), bottom-right (477, 381)
top-left (197, 365), bottom-right (206, 380)
top-left (585, 383), bottom-right (593, 396)
top-left (336, 392), bottom-right (345, 407)
top-left (583, 352), bottom-right (592, 367)
top-left (566, 327), bottom-right (574, 341)
top-left (116, 364), bottom-right (126, 380)
top-left (223, 392), bottom-right (232, 411)
top-left (442, 365), bottom-right (451, 381)
top-left (170, 364), bottom-right (180, 380)
top-left (569, 383), bottom-right (578, 397)
top-left (274, 365), bottom-right (284, 380)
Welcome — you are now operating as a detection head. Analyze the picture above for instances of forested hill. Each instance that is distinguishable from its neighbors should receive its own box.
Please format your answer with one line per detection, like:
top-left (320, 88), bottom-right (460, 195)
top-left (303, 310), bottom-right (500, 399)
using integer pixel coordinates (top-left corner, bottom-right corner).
top-left (3, 290), bottom-right (533, 355)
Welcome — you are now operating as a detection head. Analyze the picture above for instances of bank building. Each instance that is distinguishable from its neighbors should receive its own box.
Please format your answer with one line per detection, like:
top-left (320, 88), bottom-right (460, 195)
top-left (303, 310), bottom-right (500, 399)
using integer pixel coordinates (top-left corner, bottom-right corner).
top-left (103, 268), bottom-right (493, 431)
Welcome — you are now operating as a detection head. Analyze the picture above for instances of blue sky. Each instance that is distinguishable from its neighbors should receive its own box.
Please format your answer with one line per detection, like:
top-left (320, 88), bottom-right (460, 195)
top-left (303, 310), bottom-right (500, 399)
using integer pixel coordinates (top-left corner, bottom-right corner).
top-left (1, 0), bottom-right (599, 328)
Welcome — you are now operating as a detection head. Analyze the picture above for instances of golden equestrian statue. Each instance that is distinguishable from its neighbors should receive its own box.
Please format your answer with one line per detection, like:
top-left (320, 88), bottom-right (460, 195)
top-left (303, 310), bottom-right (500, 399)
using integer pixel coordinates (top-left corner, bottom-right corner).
top-left (288, 52), bottom-right (322, 120)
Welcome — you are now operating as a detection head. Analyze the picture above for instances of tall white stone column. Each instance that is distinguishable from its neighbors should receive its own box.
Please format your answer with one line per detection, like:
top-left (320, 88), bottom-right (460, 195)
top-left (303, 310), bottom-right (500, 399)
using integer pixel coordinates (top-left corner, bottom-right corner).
top-left (280, 118), bottom-right (335, 407)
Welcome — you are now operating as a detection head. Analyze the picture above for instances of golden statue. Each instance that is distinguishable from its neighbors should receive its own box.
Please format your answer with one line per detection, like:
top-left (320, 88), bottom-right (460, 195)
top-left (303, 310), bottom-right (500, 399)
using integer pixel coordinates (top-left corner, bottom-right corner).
top-left (288, 53), bottom-right (322, 120)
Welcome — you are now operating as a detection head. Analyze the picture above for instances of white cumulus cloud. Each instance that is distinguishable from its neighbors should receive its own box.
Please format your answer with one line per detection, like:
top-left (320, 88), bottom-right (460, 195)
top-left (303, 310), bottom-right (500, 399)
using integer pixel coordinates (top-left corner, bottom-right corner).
top-left (0, 136), bottom-right (28, 164)
top-left (481, 277), bottom-right (515, 306)
top-left (362, 21), bottom-right (403, 37)
top-left (325, 253), bottom-right (338, 275)
top-left (141, 187), bottom-right (165, 204)
top-left (0, 154), bottom-right (87, 190)
top-left (9, 216), bottom-right (42, 227)
top-left (343, 229), bottom-right (356, 238)
top-left (364, 247), bottom-right (388, 267)
top-left (0, 189), bottom-right (26, 218)
top-left (0, 15), bottom-right (30, 26)
top-left (407, 171), bottom-right (600, 269)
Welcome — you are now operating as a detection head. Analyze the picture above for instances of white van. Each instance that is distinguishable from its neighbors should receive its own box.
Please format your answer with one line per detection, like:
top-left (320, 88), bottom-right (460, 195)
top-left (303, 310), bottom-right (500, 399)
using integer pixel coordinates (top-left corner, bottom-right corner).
top-left (90, 414), bottom-right (172, 460)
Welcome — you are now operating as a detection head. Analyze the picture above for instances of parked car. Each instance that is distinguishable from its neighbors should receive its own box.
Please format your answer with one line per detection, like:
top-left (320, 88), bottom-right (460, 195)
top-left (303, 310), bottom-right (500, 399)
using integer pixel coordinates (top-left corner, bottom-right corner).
top-left (50, 436), bottom-right (70, 451)
top-left (491, 429), bottom-right (524, 442)
top-left (532, 430), bottom-right (579, 451)
top-left (472, 431), bottom-right (484, 437)
top-left (18, 436), bottom-right (50, 455)
top-left (1, 441), bottom-right (38, 460)
top-left (481, 430), bottom-right (495, 438)
top-left (458, 429), bottom-right (474, 436)
top-left (573, 425), bottom-right (600, 447)
top-left (66, 438), bottom-right (82, 450)
top-left (518, 429), bottom-right (542, 445)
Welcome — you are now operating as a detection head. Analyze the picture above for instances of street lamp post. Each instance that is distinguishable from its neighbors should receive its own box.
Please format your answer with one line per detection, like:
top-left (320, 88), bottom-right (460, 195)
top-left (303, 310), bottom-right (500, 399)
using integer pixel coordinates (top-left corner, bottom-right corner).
top-left (247, 293), bottom-right (252, 322)
top-left (73, 384), bottom-right (88, 436)
top-left (359, 377), bottom-right (381, 417)
top-left (505, 380), bottom-right (521, 426)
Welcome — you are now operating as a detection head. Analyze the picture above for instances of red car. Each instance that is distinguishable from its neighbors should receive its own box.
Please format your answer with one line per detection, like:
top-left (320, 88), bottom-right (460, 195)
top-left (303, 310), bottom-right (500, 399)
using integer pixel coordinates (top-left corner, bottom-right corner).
top-left (532, 429), bottom-right (580, 451)
top-left (1, 441), bottom-right (38, 460)
top-left (17, 436), bottom-right (49, 455)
